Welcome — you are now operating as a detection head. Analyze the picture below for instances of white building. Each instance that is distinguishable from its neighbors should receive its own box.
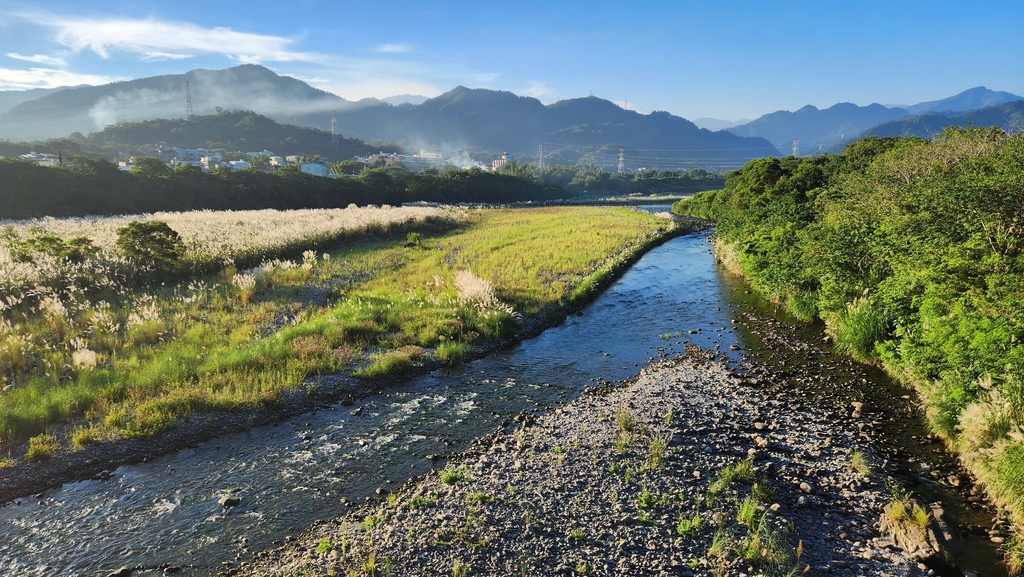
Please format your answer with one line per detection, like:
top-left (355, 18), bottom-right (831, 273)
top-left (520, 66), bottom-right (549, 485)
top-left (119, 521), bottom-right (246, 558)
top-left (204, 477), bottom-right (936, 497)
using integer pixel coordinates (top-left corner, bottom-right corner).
top-left (300, 163), bottom-right (328, 177)
top-left (19, 151), bottom-right (60, 167)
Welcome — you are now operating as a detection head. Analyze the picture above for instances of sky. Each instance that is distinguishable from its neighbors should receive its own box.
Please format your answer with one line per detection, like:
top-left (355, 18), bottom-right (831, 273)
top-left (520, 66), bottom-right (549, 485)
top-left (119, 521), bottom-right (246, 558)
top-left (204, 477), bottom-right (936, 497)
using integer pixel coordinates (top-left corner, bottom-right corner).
top-left (1, 0), bottom-right (1023, 122)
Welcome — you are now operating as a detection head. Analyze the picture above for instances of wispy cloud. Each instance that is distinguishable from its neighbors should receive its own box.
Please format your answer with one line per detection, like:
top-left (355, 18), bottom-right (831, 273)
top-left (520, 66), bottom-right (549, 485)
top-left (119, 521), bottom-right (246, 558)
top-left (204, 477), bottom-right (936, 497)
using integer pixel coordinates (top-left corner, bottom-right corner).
top-left (522, 81), bottom-right (552, 101)
top-left (36, 14), bottom-right (322, 64)
top-left (375, 43), bottom-right (413, 54)
top-left (6, 52), bottom-right (66, 67)
top-left (0, 66), bottom-right (114, 90)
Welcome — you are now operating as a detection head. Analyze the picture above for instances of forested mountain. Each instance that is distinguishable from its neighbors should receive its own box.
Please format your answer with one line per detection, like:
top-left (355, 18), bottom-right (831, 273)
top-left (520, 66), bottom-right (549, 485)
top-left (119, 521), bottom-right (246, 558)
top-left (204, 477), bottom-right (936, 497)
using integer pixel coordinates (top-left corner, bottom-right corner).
top-left (726, 102), bottom-right (909, 155)
top-left (82, 110), bottom-right (383, 161)
top-left (0, 65), bottom-right (780, 170)
top-left (854, 100), bottom-right (1024, 140)
top-left (0, 64), bottom-right (359, 141)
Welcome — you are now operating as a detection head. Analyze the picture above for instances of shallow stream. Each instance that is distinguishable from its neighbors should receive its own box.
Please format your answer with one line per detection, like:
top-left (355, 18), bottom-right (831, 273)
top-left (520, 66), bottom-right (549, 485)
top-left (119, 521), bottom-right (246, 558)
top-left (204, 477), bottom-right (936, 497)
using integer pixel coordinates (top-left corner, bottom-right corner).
top-left (0, 220), bottom-right (1004, 576)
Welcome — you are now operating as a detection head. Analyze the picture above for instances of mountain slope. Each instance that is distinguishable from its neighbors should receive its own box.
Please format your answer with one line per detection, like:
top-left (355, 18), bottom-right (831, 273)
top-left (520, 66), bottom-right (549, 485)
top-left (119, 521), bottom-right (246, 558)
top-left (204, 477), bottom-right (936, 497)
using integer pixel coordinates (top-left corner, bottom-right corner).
top-left (727, 102), bottom-right (909, 155)
top-left (855, 100), bottom-right (1024, 140)
top-left (896, 86), bottom-right (1023, 115)
top-left (0, 64), bottom-right (351, 141)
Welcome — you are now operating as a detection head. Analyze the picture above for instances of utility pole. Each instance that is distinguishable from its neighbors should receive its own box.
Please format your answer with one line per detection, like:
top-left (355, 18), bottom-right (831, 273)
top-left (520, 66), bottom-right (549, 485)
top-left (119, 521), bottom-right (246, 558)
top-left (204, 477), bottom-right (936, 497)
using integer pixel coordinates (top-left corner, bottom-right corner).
top-left (185, 81), bottom-right (193, 118)
top-left (331, 110), bottom-right (339, 145)
top-left (618, 149), bottom-right (625, 174)
top-left (539, 143), bottom-right (544, 169)
top-left (792, 140), bottom-right (799, 157)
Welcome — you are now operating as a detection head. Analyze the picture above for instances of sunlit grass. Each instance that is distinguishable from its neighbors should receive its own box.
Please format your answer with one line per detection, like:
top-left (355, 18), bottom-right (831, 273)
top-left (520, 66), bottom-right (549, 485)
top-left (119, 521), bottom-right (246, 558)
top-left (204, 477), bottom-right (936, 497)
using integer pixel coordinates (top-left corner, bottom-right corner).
top-left (0, 206), bottom-right (674, 454)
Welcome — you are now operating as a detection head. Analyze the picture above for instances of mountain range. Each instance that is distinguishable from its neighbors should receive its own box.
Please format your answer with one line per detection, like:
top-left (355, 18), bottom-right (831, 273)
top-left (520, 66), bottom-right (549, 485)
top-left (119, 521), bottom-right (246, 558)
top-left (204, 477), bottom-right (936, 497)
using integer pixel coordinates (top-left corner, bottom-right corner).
top-left (0, 64), bottom-right (1021, 167)
top-left (0, 65), bottom-right (780, 170)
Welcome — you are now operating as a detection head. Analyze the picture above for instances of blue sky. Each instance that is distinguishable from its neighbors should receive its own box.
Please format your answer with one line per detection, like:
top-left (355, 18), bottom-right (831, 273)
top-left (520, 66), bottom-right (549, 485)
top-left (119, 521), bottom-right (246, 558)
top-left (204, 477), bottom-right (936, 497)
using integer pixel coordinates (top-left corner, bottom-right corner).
top-left (1, 0), bottom-right (1022, 121)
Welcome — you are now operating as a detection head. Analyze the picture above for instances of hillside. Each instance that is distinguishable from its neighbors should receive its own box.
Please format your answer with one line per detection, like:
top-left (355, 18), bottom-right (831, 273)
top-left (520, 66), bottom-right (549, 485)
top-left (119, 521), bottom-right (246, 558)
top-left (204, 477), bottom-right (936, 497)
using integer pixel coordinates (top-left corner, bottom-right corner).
top-left (854, 100), bottom-right (1024, 140)
top-left (0, 64), bottom-right (353, 141)
top-left (896, 86), bottom-right (1023, 115)
top-left (82, 110), bottom-right (382, 161)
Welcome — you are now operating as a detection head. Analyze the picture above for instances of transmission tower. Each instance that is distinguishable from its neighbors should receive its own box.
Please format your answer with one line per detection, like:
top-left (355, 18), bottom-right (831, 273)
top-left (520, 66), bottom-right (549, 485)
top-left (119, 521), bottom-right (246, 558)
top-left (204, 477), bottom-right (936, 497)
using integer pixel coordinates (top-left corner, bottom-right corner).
top-left (618, 149), bottom-right (625, 174)
top-left (185, 81), bottom-right (193, 118)
top-left (539, 143), bottom-right (544, 169)
top-left (792, 140), bottom-right (799, 157)
top-left (331, 110), bottom-right (339, 145)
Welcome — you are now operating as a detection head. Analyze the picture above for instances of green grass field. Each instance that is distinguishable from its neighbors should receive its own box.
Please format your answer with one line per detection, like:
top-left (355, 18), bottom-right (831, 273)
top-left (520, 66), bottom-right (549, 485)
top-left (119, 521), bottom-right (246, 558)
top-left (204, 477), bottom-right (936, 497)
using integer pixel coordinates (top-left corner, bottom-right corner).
top-left (0, 206), bottom-right (676, 459)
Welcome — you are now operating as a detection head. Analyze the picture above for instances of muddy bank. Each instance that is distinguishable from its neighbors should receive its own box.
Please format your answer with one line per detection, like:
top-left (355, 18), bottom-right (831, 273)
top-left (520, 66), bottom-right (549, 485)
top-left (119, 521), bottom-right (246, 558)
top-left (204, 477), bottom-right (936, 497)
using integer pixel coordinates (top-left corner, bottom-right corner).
top-left (236, 351), bottom-right (930, 577)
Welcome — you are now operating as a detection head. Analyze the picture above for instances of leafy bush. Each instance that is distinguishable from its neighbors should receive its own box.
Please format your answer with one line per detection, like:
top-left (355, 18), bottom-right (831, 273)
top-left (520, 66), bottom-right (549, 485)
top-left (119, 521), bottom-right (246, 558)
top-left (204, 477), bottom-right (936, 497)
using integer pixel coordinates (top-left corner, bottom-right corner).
top-left (116, 220), bottom-right (185, 277)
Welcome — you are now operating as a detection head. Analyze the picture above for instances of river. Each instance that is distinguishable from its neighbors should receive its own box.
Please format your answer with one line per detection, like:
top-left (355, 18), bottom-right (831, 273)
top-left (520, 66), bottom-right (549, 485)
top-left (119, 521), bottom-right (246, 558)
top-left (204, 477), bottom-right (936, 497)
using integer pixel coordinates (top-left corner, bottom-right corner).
top-left (0, 221), bottom-right (1004, 576)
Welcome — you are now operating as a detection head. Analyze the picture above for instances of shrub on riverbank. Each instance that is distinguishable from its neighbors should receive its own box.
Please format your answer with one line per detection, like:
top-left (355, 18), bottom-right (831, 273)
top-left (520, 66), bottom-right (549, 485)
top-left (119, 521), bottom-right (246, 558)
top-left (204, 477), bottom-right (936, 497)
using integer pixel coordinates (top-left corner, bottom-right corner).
top-left (0, 206), bottom-right (674, 463)
top-left (674, 127), bottom-right (1024, 570)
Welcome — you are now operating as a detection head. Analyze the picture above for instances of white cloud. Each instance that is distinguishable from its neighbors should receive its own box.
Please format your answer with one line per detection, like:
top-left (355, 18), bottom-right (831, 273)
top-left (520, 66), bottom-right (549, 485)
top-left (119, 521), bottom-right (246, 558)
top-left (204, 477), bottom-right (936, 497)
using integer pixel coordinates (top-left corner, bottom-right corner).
top-left (522, 81), bottom-right (552, 101)
top-left (0, 66), bottom-right (114, 90)
top-left (40, 15), bottom-right (321, 64)
top-left (6, 52), bottom-right (66, 67)
top-left (375, 43), bottom-right (413, 54)
top-left (321, 78), bottom-right (442, 101)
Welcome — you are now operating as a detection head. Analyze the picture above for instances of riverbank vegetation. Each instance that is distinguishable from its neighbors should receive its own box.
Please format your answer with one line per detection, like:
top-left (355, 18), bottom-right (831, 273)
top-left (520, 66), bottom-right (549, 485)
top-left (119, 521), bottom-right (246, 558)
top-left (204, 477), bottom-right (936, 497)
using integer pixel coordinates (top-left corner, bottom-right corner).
top-left (674, 127), bottom-right (1024, 568)
top-left (0, 206), bottom-right (675, 467)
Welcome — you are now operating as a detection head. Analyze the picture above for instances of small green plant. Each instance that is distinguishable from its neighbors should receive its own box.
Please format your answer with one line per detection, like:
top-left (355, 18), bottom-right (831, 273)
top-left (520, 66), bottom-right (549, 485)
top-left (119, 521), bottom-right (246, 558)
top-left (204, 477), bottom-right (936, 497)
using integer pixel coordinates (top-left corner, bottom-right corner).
top-left (0, 453), bottom-right (13, 469)
top-left (709, 458), bottom-right (756, 494)
top-left (25, 432), bottom-right (60, 461)
top-left (736, 495), bottom-right (760, 527)
top-left (408, 492), bottom-right (438, 509)
top-left (465, 491), bottom-right (493, 506)
top-left (574, 559), bottom-right (589, 574)
top-left (315, 538), bottom-right (335, 555)
top-left (452, 558), bottom-right (470, 577)
top-left (676, 509), bottom-right (704, 538)
top-left (615, 408), bottom-right (635, 433)
top-left (637, 487), bottom-right (657, 508)
top-left (570, 528), bottom-right (585, 543)
top-left (406, 232), bottom-right (422, 246)
top-left (849, 449), bottom-right (872, 476)
top-left (645, 433), bottom-right (670, 470)
top-left (440, 466), bottom-right (472, 485)
top-left (613, 432), bottom-right (631, 455)
top-left (663, 408), bottom-right (675, 425)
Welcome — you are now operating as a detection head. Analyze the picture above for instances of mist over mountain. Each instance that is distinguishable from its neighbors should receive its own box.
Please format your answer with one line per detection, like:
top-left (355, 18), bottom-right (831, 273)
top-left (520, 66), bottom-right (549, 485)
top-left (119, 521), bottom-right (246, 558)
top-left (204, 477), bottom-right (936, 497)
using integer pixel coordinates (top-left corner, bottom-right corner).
top-left (381, 94), bottom-right (429, 106)
top-left (0, 86), bottom-right (73, 115)
top-left (691, 117), bottom-right (750, 131)
top-left (0, 65), bottom-right (780, 169)
top-left (0, 64), bottom-right (354, 141)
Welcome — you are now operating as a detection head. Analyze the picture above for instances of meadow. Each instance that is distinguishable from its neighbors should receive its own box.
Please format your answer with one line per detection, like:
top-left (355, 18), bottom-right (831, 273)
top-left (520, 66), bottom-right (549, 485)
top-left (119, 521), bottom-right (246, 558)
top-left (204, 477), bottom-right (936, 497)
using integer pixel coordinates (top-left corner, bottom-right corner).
top-left (0, 205), bottom-right (676, 464)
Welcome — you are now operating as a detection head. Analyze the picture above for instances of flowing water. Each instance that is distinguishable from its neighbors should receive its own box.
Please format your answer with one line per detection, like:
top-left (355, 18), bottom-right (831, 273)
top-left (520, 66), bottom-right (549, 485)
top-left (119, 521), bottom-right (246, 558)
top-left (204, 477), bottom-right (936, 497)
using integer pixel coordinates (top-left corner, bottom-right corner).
top-left (0, 220), bottom-right (1005, 576)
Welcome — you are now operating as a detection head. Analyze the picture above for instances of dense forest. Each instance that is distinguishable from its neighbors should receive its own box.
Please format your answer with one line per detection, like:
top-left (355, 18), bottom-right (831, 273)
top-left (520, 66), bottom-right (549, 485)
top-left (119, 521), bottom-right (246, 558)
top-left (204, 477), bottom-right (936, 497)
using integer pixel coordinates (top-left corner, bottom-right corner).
top-left (675, 128), bottom-right (1024, 567)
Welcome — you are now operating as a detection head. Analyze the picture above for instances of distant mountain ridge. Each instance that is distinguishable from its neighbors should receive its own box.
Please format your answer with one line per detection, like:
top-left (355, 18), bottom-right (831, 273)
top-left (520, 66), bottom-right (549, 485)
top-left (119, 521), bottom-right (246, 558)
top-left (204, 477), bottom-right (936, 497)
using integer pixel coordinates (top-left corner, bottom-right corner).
top-left (0, 65), bottom-right (781, 170)
top-left (895, 86), bottom-right (1024, 116)
top-left (727, 86), bottom-right (1024, 156)
top-left (727, 102), bottom-right (909, 155)
top-left (854, 100), bottom-right (1024, 140)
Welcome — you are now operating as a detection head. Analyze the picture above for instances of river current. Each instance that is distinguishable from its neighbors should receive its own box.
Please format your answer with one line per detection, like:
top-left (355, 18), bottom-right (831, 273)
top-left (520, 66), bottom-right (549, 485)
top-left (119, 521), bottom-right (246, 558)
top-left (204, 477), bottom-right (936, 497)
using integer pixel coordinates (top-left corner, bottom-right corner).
top-left (0, 220), bottom-right (1004, 576)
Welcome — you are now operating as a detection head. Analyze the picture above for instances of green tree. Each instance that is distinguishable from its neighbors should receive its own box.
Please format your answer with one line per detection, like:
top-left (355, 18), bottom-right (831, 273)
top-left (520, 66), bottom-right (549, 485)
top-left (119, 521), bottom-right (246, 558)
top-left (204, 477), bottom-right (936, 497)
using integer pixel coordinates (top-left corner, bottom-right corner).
top-left (116, 220), bottom-right (186, 278)
top-left (130, 157), bottom-right (173, 178)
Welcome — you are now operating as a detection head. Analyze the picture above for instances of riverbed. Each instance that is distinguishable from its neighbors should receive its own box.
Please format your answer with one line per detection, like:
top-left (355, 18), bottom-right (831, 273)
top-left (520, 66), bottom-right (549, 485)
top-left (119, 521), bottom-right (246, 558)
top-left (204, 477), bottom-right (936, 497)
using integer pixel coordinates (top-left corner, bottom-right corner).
top-left (0, 226), bottom-right (1006, 576)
